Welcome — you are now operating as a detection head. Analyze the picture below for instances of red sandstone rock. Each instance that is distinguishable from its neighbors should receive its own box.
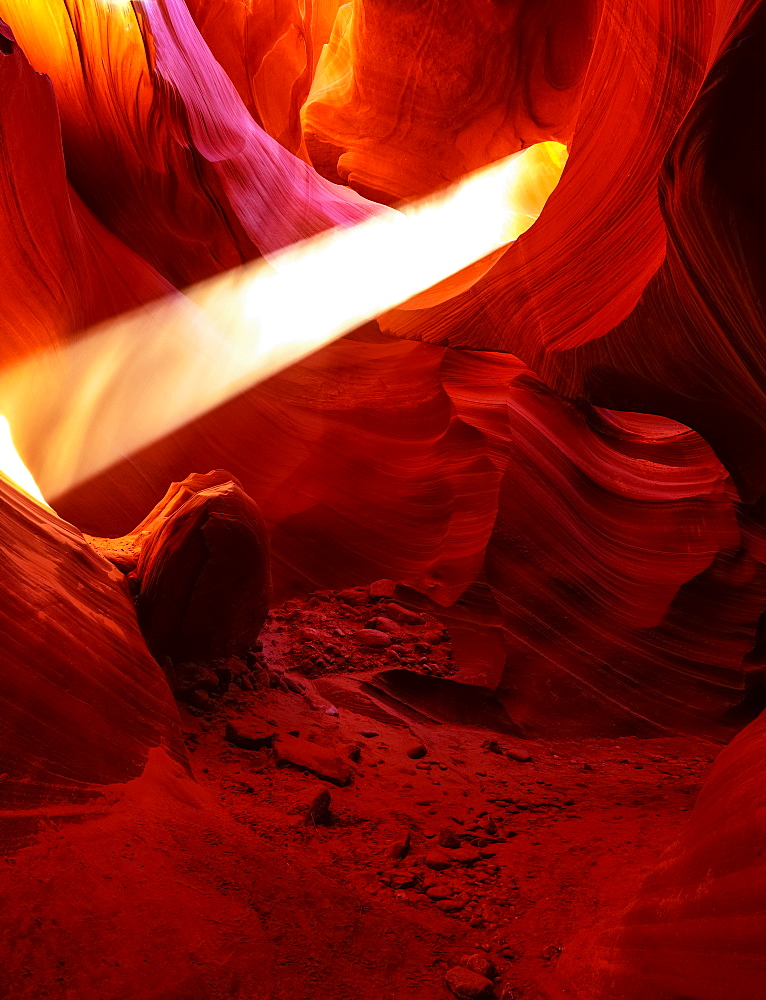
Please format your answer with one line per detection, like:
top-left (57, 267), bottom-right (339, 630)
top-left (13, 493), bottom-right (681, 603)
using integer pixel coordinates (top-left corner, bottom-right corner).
top-left (485, 382), bottom-right (757, 738)
top-left (562, 2), bottom-right (766, 505)
top-left (445, 965), bottom-right (494, 999)
top-left (303, 0), bottom-right (597, 203)
top-left (355, 628), bottom-right (391, 648)
top-left (0, 38), bottom-right (171, 377)
top-left (439, 827), bottom-right (462, 849)
top-left (426, 885), bottom-right (454, 900)
top-left (4, 0), bottom-right (764, 752)
top-left (306, 787), bottom-right (333, 826)
top-left (274, 734), bottom-right (354, 787)
top-left (459, 954), bottom-right (497, 980)
top-left (424, 850), bottom-right (452, 872)
top-left (225, 722), bottom-right (275, 751)
top-left (560, 702), bottom-right (766, 998)
top-left (126, 472), bottom-right (271, 665)
top-left (451, 847), bottom-right (481, 867)
top-left (387, 829), bottom-right (411, 860)
top-left (0, 473), bottom-right (184, 855)
top-left (0, 1), bottom-right (257, 286)
top-left (4, 4), bottom-right (766, 1000)
top-left (437, 898), bottom-right (465, 913)
top-left (365, 616), bottom-right (400, 634)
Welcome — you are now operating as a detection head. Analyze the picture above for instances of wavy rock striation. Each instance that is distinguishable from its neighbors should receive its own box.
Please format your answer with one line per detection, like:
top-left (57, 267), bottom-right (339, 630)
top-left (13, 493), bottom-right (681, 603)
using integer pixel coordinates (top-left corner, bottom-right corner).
top-left (485, 376), bottom-right (766, 737)
top-left (566, 0), bottom-right (766, 503)
top-left (302, 0), bottom-right (598, 202)
top-left (0, 35), bottom-right (171, 364)
top-left (0, 0), bottom-right (382, 285)
top-left (0, 473), bottom-right (184, 856)
top-left (557, 705), bottom-right (766, 998)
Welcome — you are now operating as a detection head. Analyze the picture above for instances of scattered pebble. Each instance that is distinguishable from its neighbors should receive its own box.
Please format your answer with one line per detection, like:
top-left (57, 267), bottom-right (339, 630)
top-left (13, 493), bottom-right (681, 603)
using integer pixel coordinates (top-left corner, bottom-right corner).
top-left (439, 827), bottom-right (462, 849)
top-left (459, 954), bottom-right (497, 980)
top-left (426, 884), bottom-right (455, 900)
top-left (541, 944), bottom-right (563, 961)
top-left (505, 750), bottom-right (532, 763)
top-left (424, 850), bottom-right (452, 871)
top-left (306, 788), bottom-right (332, 826)
top-left (355, 629), bottom-right (392, 648)
top-left (224, 722), bottom-right (275, 751)
top-left (436, 898), bottom-right (464, 912)
top-left (388, 830), bottom-right (411, 860)
top-left (444, 966), bottom-right (494, 999)
top-left (274, 734), bottom-right (353, 787)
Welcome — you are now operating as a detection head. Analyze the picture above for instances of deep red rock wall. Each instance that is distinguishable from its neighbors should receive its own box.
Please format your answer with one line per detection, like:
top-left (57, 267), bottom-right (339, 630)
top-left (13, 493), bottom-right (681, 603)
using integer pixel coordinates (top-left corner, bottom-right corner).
top-left (0, 474), bottom-right (184, 855)
top-left (567, 0), bottom-right (766, 503)
top-left (557, 705), bottom-right (766, 999)
top-left (485, 378), bottom-right (766, 738)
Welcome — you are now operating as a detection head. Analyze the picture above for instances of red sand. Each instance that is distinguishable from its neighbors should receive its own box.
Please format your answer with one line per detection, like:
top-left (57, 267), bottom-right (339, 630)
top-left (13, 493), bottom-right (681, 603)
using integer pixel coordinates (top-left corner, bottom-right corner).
top-left (3, 590), bottom-right (716, 1000)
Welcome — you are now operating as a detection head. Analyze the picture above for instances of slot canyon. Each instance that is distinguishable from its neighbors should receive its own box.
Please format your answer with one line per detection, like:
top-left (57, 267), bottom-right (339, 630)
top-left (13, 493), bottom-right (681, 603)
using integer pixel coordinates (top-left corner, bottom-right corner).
top-left (1, 1), bottom-right (766, 998)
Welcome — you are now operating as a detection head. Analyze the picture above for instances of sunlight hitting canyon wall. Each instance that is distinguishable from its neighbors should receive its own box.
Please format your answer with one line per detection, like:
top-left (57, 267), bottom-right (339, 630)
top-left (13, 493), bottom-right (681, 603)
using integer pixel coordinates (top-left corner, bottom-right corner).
top-left (1, 0), bottom-right (766, 998)
top-left (0, 140), bottom-right (566, 500)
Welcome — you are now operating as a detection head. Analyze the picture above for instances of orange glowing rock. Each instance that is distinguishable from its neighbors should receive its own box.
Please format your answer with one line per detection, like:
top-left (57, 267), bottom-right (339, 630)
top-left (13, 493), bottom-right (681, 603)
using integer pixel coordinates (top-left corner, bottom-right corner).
top-left (302, 0), bottom-right (597, 203)
top-left (0, 0), bottom-right (251, 285)
top-left (0, 0), bottom-right (761, 750)
top-left (54, 335), bottom-right (766, 737)
top-left (60, 331), bottom-right (501, 608)
top-left (0, 139), bottom-right (564, 503)
top-left (0, 0), bottom-right (381, 285)
top-left (1, 1), bottom-right (766, 996)
top-left (185, 0), bottom-right (344, 156)
top-left (94, 471), bottom-right (272, 665)
top-left (560, 1), bottom-right (766, 503)
top-left (381, 0), bottom-right (752, 359)
top-left (0, 37), bottom-right (170, 366)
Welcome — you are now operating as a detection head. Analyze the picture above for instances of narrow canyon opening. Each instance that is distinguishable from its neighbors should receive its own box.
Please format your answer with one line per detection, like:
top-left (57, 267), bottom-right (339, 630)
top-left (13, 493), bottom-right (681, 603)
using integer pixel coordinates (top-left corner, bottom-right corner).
top-left (1, 3), bottom-right (766, 1000)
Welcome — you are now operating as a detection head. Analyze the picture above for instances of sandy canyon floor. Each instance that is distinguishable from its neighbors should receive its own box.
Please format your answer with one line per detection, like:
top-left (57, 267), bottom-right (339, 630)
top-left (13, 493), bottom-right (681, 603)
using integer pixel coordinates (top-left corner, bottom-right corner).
top-left (180, 588), bottom-right (716, 999)
top-left (3, 585), bottom-right (717, 1000)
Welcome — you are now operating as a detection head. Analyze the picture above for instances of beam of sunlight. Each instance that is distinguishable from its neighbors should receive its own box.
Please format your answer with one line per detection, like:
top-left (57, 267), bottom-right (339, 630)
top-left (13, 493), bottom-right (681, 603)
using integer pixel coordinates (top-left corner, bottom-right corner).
top-left (0, 416), bottom-right (51, 507)
top-left (0, 141), bottom-right (567, 501)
